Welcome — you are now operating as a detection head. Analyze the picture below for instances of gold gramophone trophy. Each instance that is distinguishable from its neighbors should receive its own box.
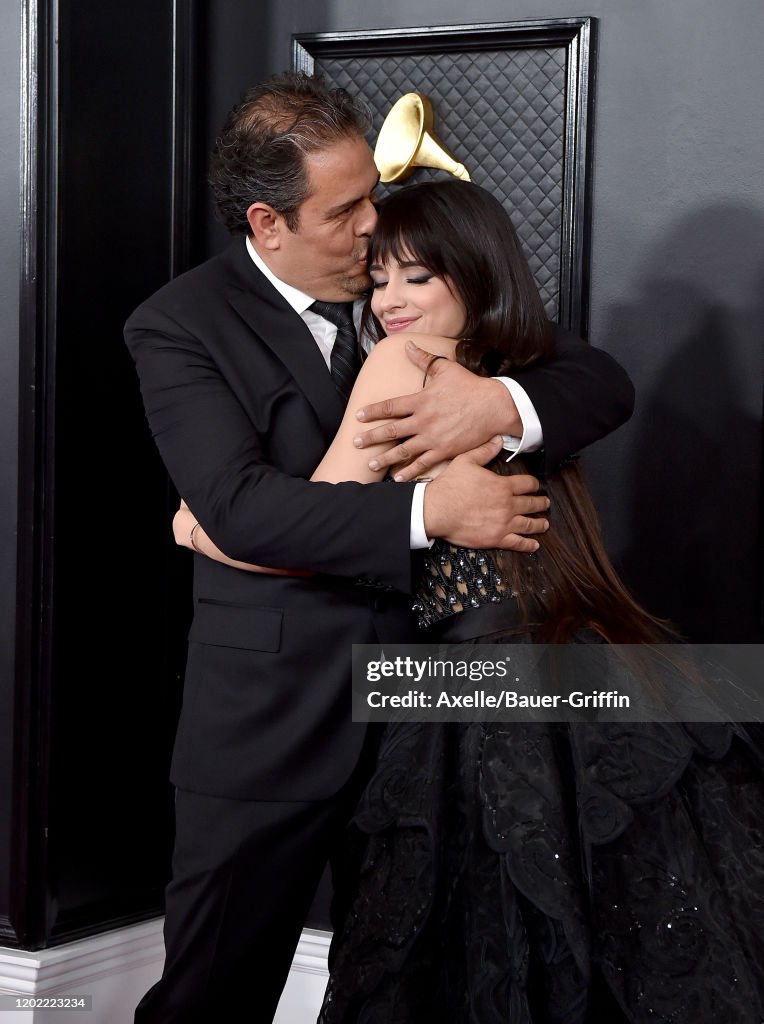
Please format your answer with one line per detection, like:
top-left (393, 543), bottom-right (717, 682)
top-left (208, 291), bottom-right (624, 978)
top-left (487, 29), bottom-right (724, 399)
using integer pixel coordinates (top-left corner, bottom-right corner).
top-left (373, 93), bottom-right (471, 184)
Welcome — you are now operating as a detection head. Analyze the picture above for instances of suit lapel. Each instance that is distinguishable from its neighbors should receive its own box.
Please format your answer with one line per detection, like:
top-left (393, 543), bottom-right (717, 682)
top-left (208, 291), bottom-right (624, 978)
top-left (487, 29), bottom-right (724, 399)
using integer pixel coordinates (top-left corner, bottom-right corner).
top-left (224, 241), bottom-right (346, 443)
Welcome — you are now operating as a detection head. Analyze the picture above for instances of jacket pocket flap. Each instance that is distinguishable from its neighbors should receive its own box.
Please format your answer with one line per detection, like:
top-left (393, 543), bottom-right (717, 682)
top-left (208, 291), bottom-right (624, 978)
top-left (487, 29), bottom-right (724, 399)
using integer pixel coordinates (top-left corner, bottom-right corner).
top-left (189, 601), bottom-right (283, 652)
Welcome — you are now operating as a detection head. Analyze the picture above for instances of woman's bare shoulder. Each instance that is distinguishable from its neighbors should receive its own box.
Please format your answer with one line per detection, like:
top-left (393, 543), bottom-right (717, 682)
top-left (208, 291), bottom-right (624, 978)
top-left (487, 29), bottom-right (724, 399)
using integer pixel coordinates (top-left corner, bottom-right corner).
top-left (359, 334), bottom-right (458, 397)
top-left (369, 333), bottom-right (458, 360)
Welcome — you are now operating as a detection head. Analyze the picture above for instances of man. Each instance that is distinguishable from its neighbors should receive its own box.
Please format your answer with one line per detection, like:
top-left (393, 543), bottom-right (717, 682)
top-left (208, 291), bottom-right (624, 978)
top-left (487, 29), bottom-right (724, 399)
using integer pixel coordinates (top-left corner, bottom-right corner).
top-left (126, 72), bottom-right (633, 1022)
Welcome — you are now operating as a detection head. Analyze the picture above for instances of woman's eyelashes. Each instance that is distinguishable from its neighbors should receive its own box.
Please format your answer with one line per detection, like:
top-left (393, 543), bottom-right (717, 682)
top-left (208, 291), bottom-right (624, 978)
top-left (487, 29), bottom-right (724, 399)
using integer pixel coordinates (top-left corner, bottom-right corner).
top-left (370, 274), bottom-right (434, 289)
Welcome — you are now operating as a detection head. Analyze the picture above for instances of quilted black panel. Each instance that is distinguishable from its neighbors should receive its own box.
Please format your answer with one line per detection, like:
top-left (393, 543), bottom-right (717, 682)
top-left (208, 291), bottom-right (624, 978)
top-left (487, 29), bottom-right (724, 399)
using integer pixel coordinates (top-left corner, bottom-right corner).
top-left (312, 48), bottom-right (567, 320)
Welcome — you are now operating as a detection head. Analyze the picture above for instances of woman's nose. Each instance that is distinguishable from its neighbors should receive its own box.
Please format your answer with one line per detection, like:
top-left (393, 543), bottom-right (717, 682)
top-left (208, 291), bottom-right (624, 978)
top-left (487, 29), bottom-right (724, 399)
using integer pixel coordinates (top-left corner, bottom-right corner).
top-left (379, 282), bottom-right (403, 310)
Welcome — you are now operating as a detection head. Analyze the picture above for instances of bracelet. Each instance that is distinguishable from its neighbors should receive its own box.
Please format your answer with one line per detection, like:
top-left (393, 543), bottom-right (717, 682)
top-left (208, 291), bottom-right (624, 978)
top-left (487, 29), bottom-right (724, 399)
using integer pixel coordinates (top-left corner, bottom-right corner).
top-left (189, 521), bottom-right (202, 552)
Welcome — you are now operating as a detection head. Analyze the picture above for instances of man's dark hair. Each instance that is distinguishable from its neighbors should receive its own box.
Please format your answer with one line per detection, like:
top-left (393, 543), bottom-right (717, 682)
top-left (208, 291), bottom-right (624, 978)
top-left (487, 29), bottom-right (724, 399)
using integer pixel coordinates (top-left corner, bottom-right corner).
top-left (209, 71), bottom-right (372, 235)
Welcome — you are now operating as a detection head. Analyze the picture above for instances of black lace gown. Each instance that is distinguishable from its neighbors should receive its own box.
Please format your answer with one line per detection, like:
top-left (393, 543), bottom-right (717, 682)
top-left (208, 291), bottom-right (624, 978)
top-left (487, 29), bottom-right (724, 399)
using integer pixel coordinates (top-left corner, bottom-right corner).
top-left (319, 542), bottom-right (764, 1024)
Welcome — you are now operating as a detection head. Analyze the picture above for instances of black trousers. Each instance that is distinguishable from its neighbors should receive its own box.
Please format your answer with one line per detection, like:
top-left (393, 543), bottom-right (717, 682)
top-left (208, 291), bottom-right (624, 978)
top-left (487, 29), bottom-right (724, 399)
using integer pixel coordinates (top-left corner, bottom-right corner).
top-left (134, 732), bottom-right (381, 1024)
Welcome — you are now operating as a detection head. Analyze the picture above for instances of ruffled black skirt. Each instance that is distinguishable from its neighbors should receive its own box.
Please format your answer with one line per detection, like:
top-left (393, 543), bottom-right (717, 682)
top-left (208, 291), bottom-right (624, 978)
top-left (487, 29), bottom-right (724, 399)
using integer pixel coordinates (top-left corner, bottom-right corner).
top-left (320, 630), bottom-right (764, 1024)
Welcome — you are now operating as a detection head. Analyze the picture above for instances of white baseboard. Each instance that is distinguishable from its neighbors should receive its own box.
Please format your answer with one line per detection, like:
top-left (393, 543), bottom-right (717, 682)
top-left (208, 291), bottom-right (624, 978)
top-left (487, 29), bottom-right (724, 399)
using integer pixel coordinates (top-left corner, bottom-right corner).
top-left (274, 928), bottom-right (330, 1024)
top-left (0, 921), bottom-right (330, 1024)
top-left (0, 919), bottom-right (165, 1024)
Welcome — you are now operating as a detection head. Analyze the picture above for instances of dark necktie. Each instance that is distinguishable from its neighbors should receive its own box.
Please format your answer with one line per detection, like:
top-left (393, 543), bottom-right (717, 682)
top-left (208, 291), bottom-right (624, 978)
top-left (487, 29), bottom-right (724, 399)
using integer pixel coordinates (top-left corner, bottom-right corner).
top-left (309, 300), bottom-right (362, 403)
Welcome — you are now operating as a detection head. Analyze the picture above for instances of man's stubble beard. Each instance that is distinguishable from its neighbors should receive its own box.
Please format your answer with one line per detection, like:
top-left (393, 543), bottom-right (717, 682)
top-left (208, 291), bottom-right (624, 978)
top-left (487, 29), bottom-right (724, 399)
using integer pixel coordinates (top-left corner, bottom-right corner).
top-left (342, 265), bottom-right (372, 298)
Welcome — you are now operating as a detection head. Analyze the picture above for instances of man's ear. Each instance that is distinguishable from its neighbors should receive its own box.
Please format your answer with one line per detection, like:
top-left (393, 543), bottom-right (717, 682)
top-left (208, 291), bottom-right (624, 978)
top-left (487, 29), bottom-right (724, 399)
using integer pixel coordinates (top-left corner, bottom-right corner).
top-left (246, 203), bottom-right (283, 250)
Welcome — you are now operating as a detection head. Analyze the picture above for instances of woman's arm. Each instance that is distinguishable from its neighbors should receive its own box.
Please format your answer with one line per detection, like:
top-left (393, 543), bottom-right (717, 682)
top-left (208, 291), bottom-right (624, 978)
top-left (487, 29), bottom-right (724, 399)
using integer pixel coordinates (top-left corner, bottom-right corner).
top-left (127, 300), bottom-right (414, 587)
top-left (173, 502), bottom-right (310, 574)
top-left (312, 333), bottom-right (456, 483)
top-left (175, 334), bottom-right (457, 571)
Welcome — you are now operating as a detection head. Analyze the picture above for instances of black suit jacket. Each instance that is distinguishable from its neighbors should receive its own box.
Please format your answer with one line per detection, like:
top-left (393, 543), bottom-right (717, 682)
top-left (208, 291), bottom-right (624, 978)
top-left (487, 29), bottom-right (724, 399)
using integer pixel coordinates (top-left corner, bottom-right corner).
top-left (125, 239), bottom-right (634, 801)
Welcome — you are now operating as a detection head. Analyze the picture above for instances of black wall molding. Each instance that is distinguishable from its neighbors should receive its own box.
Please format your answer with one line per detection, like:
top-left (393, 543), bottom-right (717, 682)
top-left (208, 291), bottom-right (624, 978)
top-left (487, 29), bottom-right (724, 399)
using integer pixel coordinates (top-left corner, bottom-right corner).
top-left (294, 18), bottom-right (596, 335)
top-left (6, 0), bottom-right (198, 950)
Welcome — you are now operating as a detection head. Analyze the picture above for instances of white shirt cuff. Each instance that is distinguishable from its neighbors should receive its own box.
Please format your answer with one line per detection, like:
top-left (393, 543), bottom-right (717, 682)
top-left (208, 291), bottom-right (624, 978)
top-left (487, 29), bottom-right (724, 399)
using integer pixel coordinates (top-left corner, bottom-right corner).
top-left (496, 377), bottom-right (543, 460)
top-left (409, 481), bottom-right (433, 549)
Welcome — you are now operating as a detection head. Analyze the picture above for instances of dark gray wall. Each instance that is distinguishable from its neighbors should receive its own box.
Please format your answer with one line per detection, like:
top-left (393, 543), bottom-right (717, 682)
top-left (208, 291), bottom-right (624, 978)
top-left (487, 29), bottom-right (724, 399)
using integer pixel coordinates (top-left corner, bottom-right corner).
top-left (197, 1), bottom-right (274, 255)
top-left (209, 0), bottom-right (763, 641)
top-left (0, 1), bottom-right (21, 924)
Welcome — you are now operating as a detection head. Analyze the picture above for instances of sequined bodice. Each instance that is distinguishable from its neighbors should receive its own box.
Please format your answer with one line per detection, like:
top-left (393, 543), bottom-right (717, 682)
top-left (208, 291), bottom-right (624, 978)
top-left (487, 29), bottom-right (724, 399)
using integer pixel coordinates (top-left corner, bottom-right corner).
top-left (413, 540), bottom-right (516, 629)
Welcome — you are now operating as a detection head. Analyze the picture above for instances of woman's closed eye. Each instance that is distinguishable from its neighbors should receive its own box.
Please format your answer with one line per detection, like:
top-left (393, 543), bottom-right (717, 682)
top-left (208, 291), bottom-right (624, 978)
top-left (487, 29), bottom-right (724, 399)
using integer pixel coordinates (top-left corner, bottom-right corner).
top-left (370, 275), bottom-right (433, 289)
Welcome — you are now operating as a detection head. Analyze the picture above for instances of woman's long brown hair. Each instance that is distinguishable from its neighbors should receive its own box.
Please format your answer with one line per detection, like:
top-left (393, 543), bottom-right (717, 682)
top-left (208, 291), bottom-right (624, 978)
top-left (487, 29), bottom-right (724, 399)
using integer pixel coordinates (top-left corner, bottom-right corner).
top-left (370, 180), bottom-right (676, 643)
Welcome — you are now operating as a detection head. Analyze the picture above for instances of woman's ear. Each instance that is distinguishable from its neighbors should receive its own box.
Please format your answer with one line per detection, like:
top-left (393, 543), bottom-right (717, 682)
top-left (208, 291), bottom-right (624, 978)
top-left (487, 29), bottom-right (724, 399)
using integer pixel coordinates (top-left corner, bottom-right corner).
top-left (246, 203), bottom-right (283, 250)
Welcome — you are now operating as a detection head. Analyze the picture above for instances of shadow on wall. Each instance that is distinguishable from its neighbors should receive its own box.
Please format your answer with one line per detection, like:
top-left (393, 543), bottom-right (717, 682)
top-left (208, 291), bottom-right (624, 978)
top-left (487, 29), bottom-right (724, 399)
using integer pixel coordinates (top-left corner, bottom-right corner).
top-left (605, 203), bottom-right (764, 642)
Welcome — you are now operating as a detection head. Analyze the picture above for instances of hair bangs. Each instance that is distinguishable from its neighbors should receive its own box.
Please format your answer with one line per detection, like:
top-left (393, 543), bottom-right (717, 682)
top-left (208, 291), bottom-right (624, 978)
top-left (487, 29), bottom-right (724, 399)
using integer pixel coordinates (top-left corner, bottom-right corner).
top-left (369, 194), bottom-right (448, 279)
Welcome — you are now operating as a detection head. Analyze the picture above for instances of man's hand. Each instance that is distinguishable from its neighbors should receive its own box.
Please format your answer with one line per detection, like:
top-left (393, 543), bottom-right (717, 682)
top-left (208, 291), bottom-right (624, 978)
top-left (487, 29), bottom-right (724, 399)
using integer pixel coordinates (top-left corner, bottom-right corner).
top-left (353, 340), bottom-right (522, 481)
top-left (423, 437), bottom-right (549, 553)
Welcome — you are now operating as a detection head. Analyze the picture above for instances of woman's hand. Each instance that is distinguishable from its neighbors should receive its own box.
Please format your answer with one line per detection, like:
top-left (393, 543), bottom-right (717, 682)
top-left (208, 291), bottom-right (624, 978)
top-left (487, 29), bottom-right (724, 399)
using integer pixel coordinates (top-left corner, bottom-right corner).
top-left (173, 501), bottom-right (313, 576)
top-left (173, 502), bottom-right (197, 550)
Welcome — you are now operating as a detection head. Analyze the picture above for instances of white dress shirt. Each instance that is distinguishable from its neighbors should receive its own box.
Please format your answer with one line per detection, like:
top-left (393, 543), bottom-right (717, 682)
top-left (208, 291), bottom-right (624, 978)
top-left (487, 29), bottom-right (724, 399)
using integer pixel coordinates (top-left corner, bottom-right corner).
top-left (244, 238), bottom-right (543, 548)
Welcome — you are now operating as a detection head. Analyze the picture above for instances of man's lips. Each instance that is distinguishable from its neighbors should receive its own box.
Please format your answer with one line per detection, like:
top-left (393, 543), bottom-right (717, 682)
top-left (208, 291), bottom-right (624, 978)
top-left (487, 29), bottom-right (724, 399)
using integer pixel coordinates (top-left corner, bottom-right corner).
top-left (383, 317), bottom-right (419, 332)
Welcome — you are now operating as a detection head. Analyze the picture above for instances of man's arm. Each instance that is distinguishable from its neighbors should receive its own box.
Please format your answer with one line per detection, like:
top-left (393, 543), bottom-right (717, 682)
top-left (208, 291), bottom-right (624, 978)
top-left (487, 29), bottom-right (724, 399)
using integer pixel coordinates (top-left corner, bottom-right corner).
top-left (509, 328), bottom-right (635, 468)
top-left (126, 306), bottom-right (549, 590)
top-left (353, 328), bottom-right (634, 479)
top-left (125, 303), bottom-right (416, 592)
top-left (312, 335), bottom-right (549, 552)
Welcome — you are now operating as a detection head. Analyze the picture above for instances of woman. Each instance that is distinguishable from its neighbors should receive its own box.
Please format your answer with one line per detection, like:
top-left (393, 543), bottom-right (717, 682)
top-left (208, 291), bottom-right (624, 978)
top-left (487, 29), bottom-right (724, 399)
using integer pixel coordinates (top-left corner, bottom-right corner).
top-left (175, 181), bottom-right (764, 1022)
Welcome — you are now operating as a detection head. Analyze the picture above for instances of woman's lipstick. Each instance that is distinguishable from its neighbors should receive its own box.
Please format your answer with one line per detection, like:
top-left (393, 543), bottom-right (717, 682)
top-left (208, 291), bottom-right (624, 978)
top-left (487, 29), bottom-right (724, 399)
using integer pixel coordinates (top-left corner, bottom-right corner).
top-left (383, 317), bottom-right (419, 333)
